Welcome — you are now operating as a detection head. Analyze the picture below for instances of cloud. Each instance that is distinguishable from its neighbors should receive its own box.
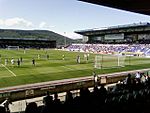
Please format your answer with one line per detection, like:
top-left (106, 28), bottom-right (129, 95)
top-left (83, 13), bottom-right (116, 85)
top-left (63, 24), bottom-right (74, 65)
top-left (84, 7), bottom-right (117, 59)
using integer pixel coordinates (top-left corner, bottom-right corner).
top-left (39, 22), bottom-right (47, 28)
top-left (60, 32), bottom-right (82, 39)
top-left (0, 19), bottom-right (3, 25)
top-left (0, 17), bottom-right (33, 28)
top-left (39, 21), bottom-right (54, 29)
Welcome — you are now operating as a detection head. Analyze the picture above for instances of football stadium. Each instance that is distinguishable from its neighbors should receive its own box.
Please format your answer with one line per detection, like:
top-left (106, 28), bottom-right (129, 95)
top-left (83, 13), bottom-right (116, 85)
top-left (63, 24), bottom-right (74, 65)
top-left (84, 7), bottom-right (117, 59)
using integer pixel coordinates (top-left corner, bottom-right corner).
top-left (0, 0), bottom-right (150, 113)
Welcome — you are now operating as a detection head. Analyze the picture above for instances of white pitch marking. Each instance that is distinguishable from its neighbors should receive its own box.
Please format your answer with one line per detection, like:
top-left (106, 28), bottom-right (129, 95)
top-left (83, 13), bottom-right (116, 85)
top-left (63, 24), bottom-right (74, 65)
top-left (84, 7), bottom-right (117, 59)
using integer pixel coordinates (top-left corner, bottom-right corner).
top-left (1, 64), bottom-right (17, 77)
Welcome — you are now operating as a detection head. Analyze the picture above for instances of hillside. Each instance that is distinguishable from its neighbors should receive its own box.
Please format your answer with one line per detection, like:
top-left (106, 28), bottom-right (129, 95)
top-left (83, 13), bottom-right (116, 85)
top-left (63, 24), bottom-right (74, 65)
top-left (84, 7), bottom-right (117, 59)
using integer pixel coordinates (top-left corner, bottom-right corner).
top-left (0, 29), bottom-right (79, 46)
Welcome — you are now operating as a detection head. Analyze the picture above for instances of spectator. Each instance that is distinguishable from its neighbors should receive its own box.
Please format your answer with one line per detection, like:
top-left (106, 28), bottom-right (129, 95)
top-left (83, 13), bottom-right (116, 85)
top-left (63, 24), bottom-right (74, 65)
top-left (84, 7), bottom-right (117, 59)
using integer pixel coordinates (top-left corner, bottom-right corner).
top-left (53, 92), bottom-right (62, 112)
top-left (126, 73), bottom-right (132, 86)
top-left (135, 72), bottom-right (141, 83)
top-left (2, 98), bottom-right (12, 113)
top-left (0, 106), bottom-right (6, 113)
top-left (53, 92), bottom-right (61, 105)
top-left (65, 91), bottom-right (73, 105)
top-left (25, 102), bottom-right (38, 113)
top-left (41, 92), bottom-right (54, 113)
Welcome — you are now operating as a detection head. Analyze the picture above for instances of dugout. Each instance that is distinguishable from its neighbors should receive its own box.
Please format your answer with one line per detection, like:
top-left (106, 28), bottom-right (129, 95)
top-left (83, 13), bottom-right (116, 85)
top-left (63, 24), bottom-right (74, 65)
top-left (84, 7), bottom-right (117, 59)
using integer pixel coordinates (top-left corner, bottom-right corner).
top-left (0, 37), bottom-right (56, 49)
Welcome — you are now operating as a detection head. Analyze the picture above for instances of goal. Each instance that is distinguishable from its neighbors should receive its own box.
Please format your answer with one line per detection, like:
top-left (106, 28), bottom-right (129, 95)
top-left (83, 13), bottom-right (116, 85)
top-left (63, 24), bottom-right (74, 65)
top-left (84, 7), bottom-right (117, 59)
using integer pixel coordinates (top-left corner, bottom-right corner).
top-left (7, 46), bottom-right (19, 50)
top-left (94, 55), bottom-right (101, 69)
top-left (94, 54), bottom-right (126, 69)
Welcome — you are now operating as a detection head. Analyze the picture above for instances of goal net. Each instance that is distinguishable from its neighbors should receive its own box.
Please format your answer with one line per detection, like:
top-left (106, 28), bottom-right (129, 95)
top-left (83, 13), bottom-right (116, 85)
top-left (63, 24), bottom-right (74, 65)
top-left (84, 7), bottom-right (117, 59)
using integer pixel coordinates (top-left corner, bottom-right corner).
top-left (94, 54), bottom-right (126, 69)
top-left (7, 46), bottom-right (19, 50)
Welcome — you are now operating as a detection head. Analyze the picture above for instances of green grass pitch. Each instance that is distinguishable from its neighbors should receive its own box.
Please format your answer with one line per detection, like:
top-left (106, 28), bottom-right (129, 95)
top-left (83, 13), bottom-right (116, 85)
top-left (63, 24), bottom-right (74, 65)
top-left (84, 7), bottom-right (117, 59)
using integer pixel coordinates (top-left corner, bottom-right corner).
top-left (0, 49), bottom-right (150, 88)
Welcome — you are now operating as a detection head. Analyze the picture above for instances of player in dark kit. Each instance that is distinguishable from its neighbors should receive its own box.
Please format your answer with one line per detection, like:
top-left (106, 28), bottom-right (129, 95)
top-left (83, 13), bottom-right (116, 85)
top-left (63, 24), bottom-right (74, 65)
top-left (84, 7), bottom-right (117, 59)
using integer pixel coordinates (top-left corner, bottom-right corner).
top-left (17, 59), bottom-right (21, 67)
top-left (47, 54), bottom-right (49, 60)
top-left (32, 58), bottom-right (35, 66)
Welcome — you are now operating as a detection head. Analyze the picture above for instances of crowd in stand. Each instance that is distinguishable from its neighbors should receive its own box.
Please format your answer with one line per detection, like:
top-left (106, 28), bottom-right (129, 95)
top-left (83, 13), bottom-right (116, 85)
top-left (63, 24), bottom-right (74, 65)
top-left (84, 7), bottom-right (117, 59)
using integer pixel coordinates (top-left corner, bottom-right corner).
top-left (1, 72), bottom-right (150, 113)
top-left (67, 44), bottom-right (150, 56)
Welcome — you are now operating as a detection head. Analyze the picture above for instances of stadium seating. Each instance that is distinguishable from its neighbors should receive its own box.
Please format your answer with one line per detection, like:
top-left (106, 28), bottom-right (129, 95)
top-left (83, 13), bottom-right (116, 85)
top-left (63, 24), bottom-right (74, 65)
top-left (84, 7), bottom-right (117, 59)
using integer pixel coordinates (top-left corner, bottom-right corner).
top-left (4, 72), bottom-right (150, 113)
top-left (25, 74), bottom-right (150, 113)
top-left (67, 44), bottom-right (150, 56)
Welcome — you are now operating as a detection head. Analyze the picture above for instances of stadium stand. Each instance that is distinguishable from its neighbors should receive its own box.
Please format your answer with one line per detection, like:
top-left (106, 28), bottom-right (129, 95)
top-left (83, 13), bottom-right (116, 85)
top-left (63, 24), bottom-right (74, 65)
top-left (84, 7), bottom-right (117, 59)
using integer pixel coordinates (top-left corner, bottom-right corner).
top-left (66, 44), bottom-right (150, 56)
top-left (3, 72), bottom-right (150, 113)
top-left (25, 73), bottom-right (150, 113)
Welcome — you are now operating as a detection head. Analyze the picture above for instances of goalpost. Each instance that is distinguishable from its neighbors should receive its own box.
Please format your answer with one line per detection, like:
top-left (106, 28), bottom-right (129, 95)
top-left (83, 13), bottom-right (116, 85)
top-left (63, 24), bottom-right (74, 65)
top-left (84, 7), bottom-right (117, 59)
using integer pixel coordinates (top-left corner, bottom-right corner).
top-left (94, 54), bottom-right (126, 69)
top-left (117, 55), bottom-right (126, 67)
top-left (7, 46), bottom-right (20, 50)
top-left (94, 55), bottom-right (101, 69)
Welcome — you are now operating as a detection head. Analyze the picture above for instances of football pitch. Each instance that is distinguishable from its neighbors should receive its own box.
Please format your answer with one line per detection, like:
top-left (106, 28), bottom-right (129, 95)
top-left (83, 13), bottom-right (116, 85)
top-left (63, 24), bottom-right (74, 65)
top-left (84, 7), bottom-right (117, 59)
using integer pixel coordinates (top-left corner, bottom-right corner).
top-left (0, 49), bottom-right (150, 88)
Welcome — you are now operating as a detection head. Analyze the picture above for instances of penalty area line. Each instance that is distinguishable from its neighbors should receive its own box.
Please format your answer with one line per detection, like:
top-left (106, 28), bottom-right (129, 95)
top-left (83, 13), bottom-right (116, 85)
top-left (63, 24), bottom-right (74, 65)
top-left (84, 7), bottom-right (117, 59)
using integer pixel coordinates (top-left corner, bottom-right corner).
top-left (1, 64), bottom-right (17, 77)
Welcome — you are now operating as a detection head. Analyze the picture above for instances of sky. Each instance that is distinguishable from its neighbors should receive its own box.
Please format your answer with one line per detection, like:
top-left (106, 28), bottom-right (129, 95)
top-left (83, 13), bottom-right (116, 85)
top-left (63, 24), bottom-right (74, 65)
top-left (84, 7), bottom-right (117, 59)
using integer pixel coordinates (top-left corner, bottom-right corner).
top-left (0, 0), bottom-right (150, 39)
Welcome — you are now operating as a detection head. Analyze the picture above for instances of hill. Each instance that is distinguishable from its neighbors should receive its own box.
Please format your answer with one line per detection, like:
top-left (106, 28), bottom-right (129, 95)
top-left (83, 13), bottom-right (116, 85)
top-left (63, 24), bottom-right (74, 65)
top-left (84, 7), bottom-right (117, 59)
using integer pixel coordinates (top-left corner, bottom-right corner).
top-left (0, 29), bottom-right (79, 46)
